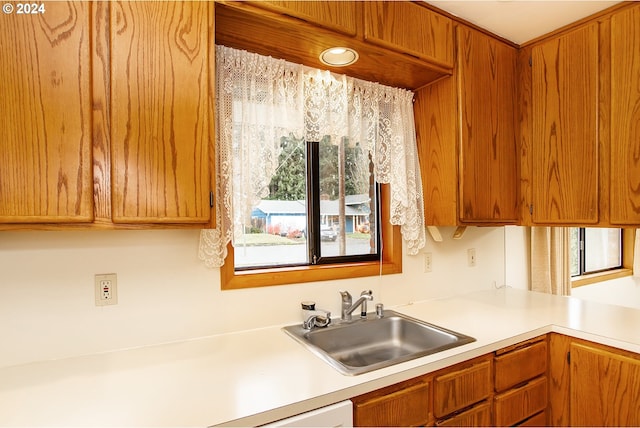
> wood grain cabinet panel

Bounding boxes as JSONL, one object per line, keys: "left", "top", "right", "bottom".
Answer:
{"left": 571, "top": 342, "right": 640, "bottom": 426}
{"left": 0, "top": 1, "right": 93, "bottom": 223}
{"left": 531, "top": 23, "right": 599, "bottom": 224}
{"left": 363, "top": 1, "right": 453, "bottom": 68}
{"left": 494, "top": 340, "right": 547, "bottom": 392}
{"left": 352, "top": 378, "right": 431, "bottom": 427}
{"left": 248, "top": 1, "right": 358, "bottom": 36}
{"left": 610, "top": 5, "right": 640, "bottom": 225}
{"left": 494, "top": 376, "right": 548, "bottom": 426}
{"left": 433, "top": 359, "right": 492, "bottom": 418}
{"left": 435, "top": 401, "right": 492, "bottom": 427}
{"left": 457, "top": 26, "right": 518, "bottom": 224}
{"left": 415, "top": 25, "right": 518, "bottom": 226}
{"left": 110, "top": 1, "right": 212, "bottom": 224}
{"left": 519, "top": 411, "right": 547, "bottom": 426}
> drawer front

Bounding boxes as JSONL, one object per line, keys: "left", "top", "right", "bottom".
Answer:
{"left": 434, "top": 359, "right": 492, "bottom": 418}
{"left": 495, "top": 340, "right": 547, "bottom": 392}
{"left": 494, "top": 376, "right": 548, "bottom": 426}
{"left": 435, "top": 401, "right": 492, "bottom": 427}
{"left": 353, "top": 380, "right": 430, "bottom": 427}
{"left": 518, "top": 410, "right": 547, "bottom": 427}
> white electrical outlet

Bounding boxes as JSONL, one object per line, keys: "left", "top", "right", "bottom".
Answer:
{"left": 95, "top": 273, "right": 118, "bottom": 306}
{"left": 424, "top": 252, "right": 433, "bottom": 273}
{"left": 467, "top": 248, "right": 476, "bottom": 267}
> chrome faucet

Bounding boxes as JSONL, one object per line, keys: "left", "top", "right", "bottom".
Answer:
{"left": 339, "top": 290, "right": 373, "bottom": 321}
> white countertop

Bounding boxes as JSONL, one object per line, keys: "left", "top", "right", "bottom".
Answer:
{"left": 2, "top": 288, "right": 640, "bottom": 427}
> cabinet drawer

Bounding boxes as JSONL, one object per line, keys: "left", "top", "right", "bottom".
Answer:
{"left": 433, "top": 359, "right": 492, "bottom": 418}
{"left": 435, "top": 401, "right": 492, "bottom": 427}
{"left": 353, "top": 380, "right": 430, "bottom": 427}
{"left": 494, "top": 376, "right": 548, "bottom": 426}
{"left": 495, "top": 340, "right": 547, "bottom": 392}
{"left": 518, "top": 410, "right": 547, "bottom": 427}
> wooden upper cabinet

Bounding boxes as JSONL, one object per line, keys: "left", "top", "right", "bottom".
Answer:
{"left": 416, "top": 25, "right": 518, "bottom": 226}
{"left": 248, "top": 1, "right": 359, "bottom": 36}
{"left": 531, "top": 23, "right": 599, "bottom": 224}
{"left": 110, "top": 1, "right": 212, "bottom": 224}
{"left": 0, "top": 1, "right": 93, "bottom": 223}
{"left": 363, "top": 2, "right": 453, "bottom": 68}
{"left": 610, "top": 5, "right": 640, "bottom": 225}
{"left": 457, "top": 26, "right": 518, "bottom": 224}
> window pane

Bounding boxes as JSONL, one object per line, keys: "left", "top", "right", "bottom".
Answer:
{"left": 584, "top": 228, "right": 622, "bottom": 273}
{"left": 234, "top": 136, "right": 308, "bottom": 269}
{"left": 319, "top": 137, "right": 378, "bottom": 257}
{"left": 569, "top": 227, "right": 580, "bottom": 277}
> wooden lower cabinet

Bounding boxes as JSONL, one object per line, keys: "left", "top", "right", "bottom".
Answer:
{"left": 352, "top": 376, "right": 431, "bottom": 427}
{"left": 494, "top": 336, "right": 548, "bottom": 426}
{"left": 549, "top": 333, "right": 640, "bottom": 427}
{"left": 351, "top": 338, "right": 550, "bottom": 427}
{"left": 570, "top": 342, "right": 640, "bottom": 426}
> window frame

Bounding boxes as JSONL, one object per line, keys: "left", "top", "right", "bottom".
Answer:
{"left": 221, "top": 184, "right": 402, "bottom": 289}
{"left": 571, "top": 228, "right": 635, "bottom": 288}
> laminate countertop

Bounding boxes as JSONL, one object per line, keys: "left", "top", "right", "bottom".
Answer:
{"left": 2, "top": 288, "right": 640, "bottom": 427}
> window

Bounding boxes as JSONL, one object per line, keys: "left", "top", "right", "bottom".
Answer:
{"left": 234, "top": 135, "right": 380, "bottom": 270}
{"left": 570, "top": 227, "right": 635, "bottom": 287}
{"left": 199, "top": 46, "right": 426, "bottom": 288}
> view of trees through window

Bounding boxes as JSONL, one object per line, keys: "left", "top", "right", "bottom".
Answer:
{"left": 234, "top": 136, "right": 378, "bottom": 269}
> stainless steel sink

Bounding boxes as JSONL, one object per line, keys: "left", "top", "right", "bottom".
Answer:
{"left": 283, "top": 310, "right": 475, "bottom": 375}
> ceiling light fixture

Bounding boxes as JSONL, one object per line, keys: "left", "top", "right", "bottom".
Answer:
{"left": 319, "top": 47, "right": 359, "bottom": 67}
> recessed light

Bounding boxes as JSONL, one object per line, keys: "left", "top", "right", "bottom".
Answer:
{"left": 319, "top": 47, "right": 359, "bottom": 67}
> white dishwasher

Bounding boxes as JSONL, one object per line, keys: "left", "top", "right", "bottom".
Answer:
{"left": 261, "top": 400, "right": 353, "bottom": 427}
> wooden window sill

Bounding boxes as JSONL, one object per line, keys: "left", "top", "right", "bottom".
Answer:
{"left": 571, "top": 268, "right": 633, "bottom": 288}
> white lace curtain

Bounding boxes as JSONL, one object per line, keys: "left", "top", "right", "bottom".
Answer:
{"left": 199, "top": 45, "right": 425, "bottom": 268}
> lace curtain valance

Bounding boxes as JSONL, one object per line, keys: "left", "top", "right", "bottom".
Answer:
{"left": 199, "top": 45, "right": 425, "bottom": 268}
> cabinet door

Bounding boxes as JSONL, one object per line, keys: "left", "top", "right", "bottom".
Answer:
{"left": 531, "top": 24, "right": 599, "bottom": 224}
{"left": 110, "top": 1, "right": 211, "bottom": 223}
{"left": 457, "top": 26, "right": 518, "bottom": 224}
{"left": 0, "top": 1, "right": 93, "bottom": 223}
{"left": 352, "top": 379, "right": 431, "bottom": 427}
{"left": 248, "top": 1, "right": 358, "bottom": 36}
{"left": 610, "top": 6, "right": 640, "bottom": 225}
{"left": 571, "top": 342, "right": 640, "bottom": 426}
{"left": 363, "top": 2, "right": 453, "bottom": 67}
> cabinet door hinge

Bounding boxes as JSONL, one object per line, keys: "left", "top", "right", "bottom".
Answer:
{"left": 529, "top": 56, "right": 532, "bottom": 67}
{"left": 529, "top": 204, "right": 534, "bottom": 215}
{"left": 567, "top": 351, "right": 571, "bottom": 365}
{"left": 209, "top": 191, "right": 214, "bottom": 208}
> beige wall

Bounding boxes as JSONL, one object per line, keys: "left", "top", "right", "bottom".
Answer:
{"left": 0, "top": 226, "right": 513, "bottom": 368}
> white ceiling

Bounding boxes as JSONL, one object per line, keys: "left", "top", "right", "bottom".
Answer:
{"left": 425, "top": 1, "right": 621, "bottom": 44}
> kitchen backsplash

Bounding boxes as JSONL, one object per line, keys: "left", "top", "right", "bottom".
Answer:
{"left": 0, "top": 226, "right": 526, "bottom": 368}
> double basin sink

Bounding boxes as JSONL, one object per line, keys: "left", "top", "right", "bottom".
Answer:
{"left": 283, "top": 310, "right": 475, "bottom": 375}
